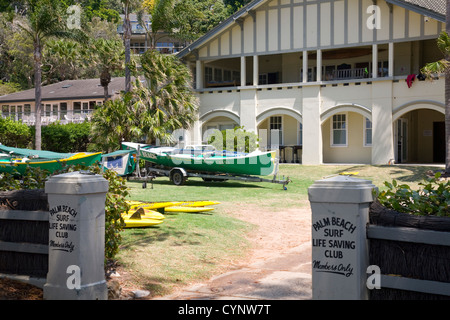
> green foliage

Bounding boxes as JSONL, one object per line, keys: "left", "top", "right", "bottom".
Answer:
{"left": 375, "top": 172, "right": 450, "bottom": 217}
{"left": 41, "top": 121, "right": 92, "bottom": 153}
{"left": 0, "top": 117, "right": 32, "bottom": 148}
{"left": 207, "top": 126, "right": 259, "bottom": 153}
{"left": 0, "top": 163, "right": 129, "bottom": 260}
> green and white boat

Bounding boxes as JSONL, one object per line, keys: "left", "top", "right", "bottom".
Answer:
{"left": 139, "top": 146, "right": 277, "bottom": 176}
{"left": 0, "top": 145, "right": 102, "bottom": 175}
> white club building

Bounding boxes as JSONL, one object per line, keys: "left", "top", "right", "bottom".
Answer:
{"left": 177, "top": 0, "right": 446, "bottom": 165}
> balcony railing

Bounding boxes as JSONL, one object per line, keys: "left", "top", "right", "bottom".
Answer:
{"left": 1, "top": 110, "right": 94, "bottom": 126}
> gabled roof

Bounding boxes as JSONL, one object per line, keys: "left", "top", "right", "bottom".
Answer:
{"left": 177, "top": 0, "right": 266, "bottom": 59}
{"left": 385, "top": 0, "right": 445, "bottom": 22}
{"left": 177, "top": 0, "right": 446, "bottom": 60}
{"left": 0, "top": 78, "right": 126, "bottom": 104}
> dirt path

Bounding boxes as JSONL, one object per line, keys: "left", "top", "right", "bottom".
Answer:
{"left": 150, "top": 201, "right": 313, "bottom": 300}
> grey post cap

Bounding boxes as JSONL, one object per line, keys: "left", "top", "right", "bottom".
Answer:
{"left": 45, "top": 171, "right": 109, "bottom": 195}
{"left": 308, "top": 175, "right": 376, "bottom": 204}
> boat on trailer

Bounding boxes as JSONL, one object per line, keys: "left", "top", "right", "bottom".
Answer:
{"left": 125, "top": 143, "right": 291, "bottom": 189}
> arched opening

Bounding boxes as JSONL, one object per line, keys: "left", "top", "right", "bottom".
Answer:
{"left": 392, "top": 106, "right": 445, "bottom": 164}
{"left": 321, "top": 107, "right": 372, "bottom": 164}
{"left": 257, "top": 108, "right": 303, "bottom": 163}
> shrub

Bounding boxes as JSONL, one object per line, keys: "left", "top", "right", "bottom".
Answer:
{"left": 0, "top": 117, "right": 32, "bottom": 148}
{"left": 41, "top": 121, "right": 92, "bottom": 153}
{"left": 375, "top": 172, "right": 450, "bottom": 217}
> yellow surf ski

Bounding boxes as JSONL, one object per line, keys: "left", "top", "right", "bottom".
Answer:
{"left": 164, "top": 206, "right": 215, "bottom": 213}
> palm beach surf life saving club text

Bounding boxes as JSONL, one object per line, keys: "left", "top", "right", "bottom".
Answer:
{"left": 312, "top": 216, "right": 357, "bottom": 277}
{"left": 49, "top": 205, "right": 78, "bottom": 253}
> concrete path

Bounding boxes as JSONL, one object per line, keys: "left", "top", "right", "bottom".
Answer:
{"left": 154, "top": 241, "right": 312, "bottom": 300}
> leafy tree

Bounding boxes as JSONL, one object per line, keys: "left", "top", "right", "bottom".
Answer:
{"left": 14, "top": 0, "right": 87, "bottom": 150}
{"left": 132, "top": 49, "right": 198, "bottom": 144}
{"left": 87, "top": 38, "right": 125, "bottom": 101}
{"left": 139, "top": 0, "right": 228, "bottom": 44}
{"left": 42, "top": 39, "right": 85, "bottom": 84}
{"left": 421, "top": 0, "right": 450, "bottom": 174}
{"left": 90, "top": 92, "right": 142, "bottom": 152}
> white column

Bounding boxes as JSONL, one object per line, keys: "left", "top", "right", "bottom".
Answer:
{"left": 303, "top": 51, "right": 308, "bottom": 83}
{"left": 301, "top": 86, "right": 322, "bottom": 164}
{"left": 372, "top": 44, "right": 378, "bottom": 79}
{"left": 316, "top": 49, "right": 322, "bottom": 82}
{"left": 240, "top": 56, "right": 246, "bottom": 86}
{"left": 388, "top": 42, "right": 394, "bottom": 77}
{"left": 196, "top": 60, "right": 203, "bottom": 90}
{"left": 253, "top": 55, "right": 259, "bottom": 86}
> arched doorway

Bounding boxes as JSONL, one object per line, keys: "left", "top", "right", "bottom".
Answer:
{"left": 256, "top": 107, "right": 303, "bottom": 163}
{"left": 392, "top": 102, "right": 445, "bottom": 164}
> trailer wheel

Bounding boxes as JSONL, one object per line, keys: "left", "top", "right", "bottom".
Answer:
{"left": 171, "top": 169, "right": 186, "bottom": 186}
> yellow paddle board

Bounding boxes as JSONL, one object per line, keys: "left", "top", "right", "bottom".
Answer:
{"left": 164, "top": 206, "right": 215, "bottom": 213}
{"left": 122, "top": 207, "right": 165, "bottom": 220}
{"left": 123, "top": 218, "right": 163, "bottom": 228}
{"left": 126, "top": 200, "right": 179, "bottom": 210}
{"left": 174, "top": 201, "right": 220, "bottom": 207}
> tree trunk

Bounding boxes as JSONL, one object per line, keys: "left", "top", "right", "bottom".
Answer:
{"left": 34, "top": 40, "right": 42, "bottom": 151}
{"left": 123, "top": 4, "right": 132, "bottom": 93}
{"left": 446, "top": 0, "right": 450, "bottom": 173}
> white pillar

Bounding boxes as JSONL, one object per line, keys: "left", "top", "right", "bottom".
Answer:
{"left": 44, "top": 172, "right": 109, "bottom": 300}
{"left": 303, "top": 51, "right": 308, "bottom": 83}
{"left": 240, "top": 56, "right": 246, "bottom": 87}
{"left": 388, "top": 42, "right": 394, "bottom": 77}
{"left": 309, "top": 175, "right": 376, "bottom": 300}
{"left": 253, "top": 55, "right": 259, "bottom": 86}
{"left": 372, "top": 44, "right": 378, "bottom": 79}
{"left": 316, "top": 49, "right": 322, "bottom": 82}
{"left": 301, "top": 86, "right": 322, "bottom": 164}
{"left": 196, "top": 60, "right": 203, "bottom": 90}
{"left": 371, "top": 81, "right": 395, "bottom": 165}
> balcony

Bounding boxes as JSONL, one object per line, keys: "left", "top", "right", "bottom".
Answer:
{"left": 1, "top": 109, "right": 94, "bottom": 126}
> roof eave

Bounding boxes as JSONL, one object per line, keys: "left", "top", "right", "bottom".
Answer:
{"left": 177, "top": 0, "right": 266, "bottom": 60}
{"left": 384, "top": 0, "right": 445, "bottom": 23}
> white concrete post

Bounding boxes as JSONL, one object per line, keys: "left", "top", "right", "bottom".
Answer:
{"left": 240, "top": 56, "right": 246, "bottom": 87}
{"left": 44, "top": 171, "right": 109, "bottom": 300}
{"left": 308, "top": 175, "right": 376, "bottom": 300}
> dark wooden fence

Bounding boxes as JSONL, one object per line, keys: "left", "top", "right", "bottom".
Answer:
{"left": 0, "top": 190, "right": 49, "bottom": 287}
{"left": 368, "top": 202, "right": 450, "bottom": 299}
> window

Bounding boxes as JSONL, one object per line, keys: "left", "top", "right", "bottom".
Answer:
{"left": 364, "top": 118, "right": 372, "bottom": 146}
{"left": 270, "top": 116, "right": 282, "bottom": 146}
{"left": 331, "top": 114, "right": 347, "bottom": 146}
{"left": 214, "top": 68, "right": 222, "bottom": 82}
{"left": 204, "top": 67, "right": 213, "bottom": 84}
{"left": 1, "top": 105, "right": 9, "bottom": 118}
{"left": 298, "top": 122, "right": 303, "bottom": 146}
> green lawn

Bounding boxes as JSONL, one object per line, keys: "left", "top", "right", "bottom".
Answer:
{"left": 116, "top": 164, "right": 443, "bottom": 296}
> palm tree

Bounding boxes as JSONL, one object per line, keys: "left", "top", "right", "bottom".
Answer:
{"left": 88, "top": 38, "right": 125, "bottom": 102}
{"left": 133, "top": 49, "right": 198, "bottom": 144}
{"left": 421, "top": 0, "right": 450, "bottom": 174}
{"left": 15, "top": 0, "right": 86, "bottom": 150}
{"left": 121, "top": 0, "right": 142, "bottom": 93}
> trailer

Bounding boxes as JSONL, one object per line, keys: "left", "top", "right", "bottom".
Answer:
{"left": 133, "top": 163, "right": 291, "bottom": 190}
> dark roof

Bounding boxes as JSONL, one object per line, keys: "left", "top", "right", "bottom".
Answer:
{"left": 384, "top": 0, "right": 445, "bottom": 22}
{"left": 177, "top": 0, "right": 446, "bottom": 60}
{"left": 0, "top": 78, "right": 126, "bottom": 104}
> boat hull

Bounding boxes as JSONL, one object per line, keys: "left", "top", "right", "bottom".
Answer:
{"left": 0, "top": 152, "right": 102, "bottom": 175}
{"left": 140, "top": 149, "right": 276, "bottom": 176}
